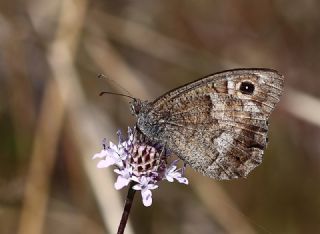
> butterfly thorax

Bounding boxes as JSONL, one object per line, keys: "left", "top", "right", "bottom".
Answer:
{"left": 130, "top": 99, "right": 167, "bottom": 142}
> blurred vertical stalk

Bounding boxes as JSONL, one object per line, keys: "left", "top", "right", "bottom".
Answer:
{"left": 1, "top": 16, "right": 36, "bottom": 160}
{"left": 117, "top": 182, "right": 136, "bottom": 234}
{"left": 283, "top": 88, "right": 320, "bottom": 127}
{"left": 18, "top": 0, "right": 89, "bottom": 234}
{"left": 17, "top": 80, "right": 65, "bottom": 234}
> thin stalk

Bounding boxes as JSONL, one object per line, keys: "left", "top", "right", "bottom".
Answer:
{"left": 117, "top": 182, "right": 136, "bottom": 234}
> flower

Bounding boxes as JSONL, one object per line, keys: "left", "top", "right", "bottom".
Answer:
{"left": 132, "top": 176, "right": 158, "bottom": 206}
{"left": 165, "top": 161, "right": 189, "bottom": 184}
{"left": 92, "top": 127, "right": 188, "bottom": 207}
{"left": 114, "top": 166, "right": 133, "bottom": 190}
{"left": 93, "top": 148, "right": 123, "bottom": 168}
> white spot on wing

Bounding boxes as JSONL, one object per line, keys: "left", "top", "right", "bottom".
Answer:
{"left": 209, "top": 93, "right": 225, "bottom": 119}
{"left": 244, "top": 101, "right": 260, "bottom": 112}
{"left": 214, "top": 132, "right": 234, "bottom": 155}
{"left": 227, "top": 81, "right": 235, "bottom": 94}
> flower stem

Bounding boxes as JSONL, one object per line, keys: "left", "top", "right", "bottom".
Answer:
{"left": 117, "top": 181, "right": 136, "bottom": 234}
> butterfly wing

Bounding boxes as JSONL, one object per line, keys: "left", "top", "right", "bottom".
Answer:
{"left": 138, "top": 69, "right": 284, "bottom": 180}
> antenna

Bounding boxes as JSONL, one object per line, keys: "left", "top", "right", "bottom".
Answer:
{"left": 97, "top": 73, "right": 134, "bottom": 97}
{"left": 99, "top": 91, "right": 135, "bottom": 100}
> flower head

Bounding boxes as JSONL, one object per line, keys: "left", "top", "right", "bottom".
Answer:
{"left": 92, "top": 127, "right": 188, "bottom": 206}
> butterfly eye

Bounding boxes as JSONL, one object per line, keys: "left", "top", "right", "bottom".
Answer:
{"left": 239, "top": 81, "right": 255, "bottom": 95}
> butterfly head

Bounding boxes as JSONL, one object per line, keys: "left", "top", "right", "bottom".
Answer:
{"left": 130, "top": 98, "right": 149, "bottom": 117}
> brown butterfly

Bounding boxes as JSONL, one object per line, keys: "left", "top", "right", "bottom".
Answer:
{"left": 130, "top": 68, "right": 284, "bottom": 180}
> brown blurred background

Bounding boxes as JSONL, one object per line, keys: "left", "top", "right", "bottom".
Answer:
{"left": 1, "top": 0, "right": 320, "bottom": 234}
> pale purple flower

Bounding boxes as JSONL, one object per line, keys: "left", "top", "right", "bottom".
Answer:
{"left": 93, "top": 147, "right": 124, "bottom": 168}
{"left": 165, "top": 162, "right": 189, "bottom": 185}
{"left": 114, "top": 166, "right": 133, "bottom": 190}
{"left": 92, "top": 127, "right": 188, "bottom": 207}
{"left": 132, "top": 176, "right": 158, "bottom": 207}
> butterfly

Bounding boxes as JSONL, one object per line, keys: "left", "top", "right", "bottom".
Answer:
{"left": 130, "top": 68, "right": 284, "bottom": 180}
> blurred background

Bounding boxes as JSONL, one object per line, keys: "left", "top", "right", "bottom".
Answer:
{"left": 1, "top": 0, "right": 320, "bottom": 233}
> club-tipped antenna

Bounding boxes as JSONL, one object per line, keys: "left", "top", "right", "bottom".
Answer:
{"left": 99, "top": 91, "right": 135, "bottom": 100}
{"left": 97, "top": 73, "right": 133, "bottom": 97}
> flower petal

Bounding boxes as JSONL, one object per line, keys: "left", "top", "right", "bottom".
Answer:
{"left": 114, "top": 168, "right": 121, "bottom": 174}
{"left": 92, "top": 150, "right": 108, "bottom": 159}
{"left": 141, "top": 189, "right": 153, "bottom": 207}
{"left": 132, "top": 184, "right": 142, "bottom": 190}
{"left": 97, "top": 158, "right": 115, "bottom": 168}
{"left": 165, "top": 175, "right": 174, "bottom": 182}
{"left": 131, "top": 176, "right": 139, "bottom": 183}
{"left": 147, "top": 184, "right": 158, "bottom": 190}
{"left": 168, "top": 165, "right": 177, "bottom": 173}
{"left": 114, "top": 176, "right": 130, "bottom": 190}
{"left": 176, "top": 177, "right": 189, "bottom": 184}
{"left": 139, "top": 176, "right": 150, "bottom": 186}
{"left": 109, "top": 142, "right": 118, "bottom": 151}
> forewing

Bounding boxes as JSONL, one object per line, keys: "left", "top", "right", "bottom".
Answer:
{"left": 148, "top": 69, "right": 284, "bottom": 180}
